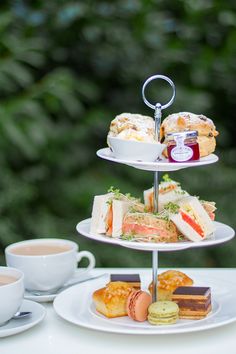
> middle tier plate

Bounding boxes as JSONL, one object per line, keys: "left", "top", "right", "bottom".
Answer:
{"left": 76, "top": 219, "right": 235, "bottom": 252}
{"left": 97, "top": 148, "right": 219, "bottom": 172}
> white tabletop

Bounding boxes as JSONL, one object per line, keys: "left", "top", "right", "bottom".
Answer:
{"left": 1, "top": 268, "right": 236, "bottom": 354}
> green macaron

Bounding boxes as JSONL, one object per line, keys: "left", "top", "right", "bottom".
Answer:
{"left": 148, "top": 301, "right": 179, "bottom": 325}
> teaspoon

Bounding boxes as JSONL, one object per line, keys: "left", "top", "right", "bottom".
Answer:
{"left": 29, "top": 273, "right": 108, "bottom": 296}
{"left": 13, "top": 311, "right": 32, "bottom": 319}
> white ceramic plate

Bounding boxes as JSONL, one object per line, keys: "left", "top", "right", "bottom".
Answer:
{"left": 0, "top": 299, "right": 46, "bottom": 338}
{"left": 97, "top": 148, "right": 219, "bottom": 172}
{"left": 53, "top": 272, "right": 236, "bottom": 334}
{"left": 76, "top": 219, "right": 235, "bottom": 252}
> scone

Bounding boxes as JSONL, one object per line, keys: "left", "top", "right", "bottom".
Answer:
{"left": 108, "top": 113, "right": 155, "bottom": 142}
{"left": 92, "top": 281, "right": 133, "bottom": 318}
{"left": 148, "top": 270, "right": 194, "bottom": 300}
{"left": 160, "top": 112, "right": 219, "bottom": 157}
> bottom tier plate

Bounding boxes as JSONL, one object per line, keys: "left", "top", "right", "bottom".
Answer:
{"left": 53, "top": 271, "right": 236, "bottom": 335}
{"left": 76, "top": 219, "right": 235, "bottom": 252}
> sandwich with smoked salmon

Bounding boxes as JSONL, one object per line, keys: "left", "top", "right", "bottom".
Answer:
{"left": 122, "top": 212, "right": 178, "bottom": 243}
{"left": 90, "top": 187, "right": 145, "bottom": 238}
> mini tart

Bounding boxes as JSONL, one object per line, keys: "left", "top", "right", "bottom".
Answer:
{"left": 148, "top": 270, "right": 194, "bottom": 300}
{"left": 93, "top": 281, "right": 133, "bottom": 318}
{"left": 160, "top": 112, "right": 219, "bottom": 158}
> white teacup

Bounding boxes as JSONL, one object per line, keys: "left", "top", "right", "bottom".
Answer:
{"left": 5, "top": 238, "right": 95, "bottom": 292}
{"left": 0, "top": 266, "right": 24, "bottom": 325}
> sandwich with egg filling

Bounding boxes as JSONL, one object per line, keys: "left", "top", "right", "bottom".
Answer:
{"left": 170, "top": 196, "right": 215, "bottom": 242}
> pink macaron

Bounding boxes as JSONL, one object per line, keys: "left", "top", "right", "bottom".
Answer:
{"left": 126, "top": 290, "right": 152, "bottom": 322}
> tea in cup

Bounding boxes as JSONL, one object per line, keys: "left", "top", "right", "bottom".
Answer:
{"left": 5, "top": 238, "right": 95, "bottom": 292}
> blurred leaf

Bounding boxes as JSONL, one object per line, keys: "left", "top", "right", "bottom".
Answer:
{"left": 0, "top": 1, "right": 236, "bottom": 268}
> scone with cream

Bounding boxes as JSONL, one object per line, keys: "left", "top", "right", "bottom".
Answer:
{"left": 108, "top": 113, "right": 155, "bottom": 142}
{"left": 160, "top": 112, "right": 219, "bottom": 157}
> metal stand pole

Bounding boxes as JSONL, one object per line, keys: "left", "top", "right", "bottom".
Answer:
{"left": 152, "top": 171, "right": 159, "bottom": 302}
{"left": 153, "top": 171, "right": 159, "bottom": 212}
{"left": 141, "top": 75, "right": 176, "bottom": 303}
{"left": 152, "top": 250, "right": 158, "bottom": 302}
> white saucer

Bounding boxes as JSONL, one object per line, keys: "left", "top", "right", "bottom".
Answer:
{"left": 97, "top": 147, "right": 219, "bottom": 172}
{"left": 0, "top": 299, "right": 46, "bottom": 338}
{"left": 24, "top": 290, "right": 56, "bottom": 303}
{"left": 24, "top": 270, "right": 94, "bottom": 302}
{"left": 53, "top": 271, "right": 236, "bottom": 335}
{"left": 76, "top": 219, "right": 235, "bottom": 252}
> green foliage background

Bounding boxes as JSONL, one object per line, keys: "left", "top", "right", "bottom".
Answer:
{"left": 0, "top": 0, "right": 236, "bottom": 268}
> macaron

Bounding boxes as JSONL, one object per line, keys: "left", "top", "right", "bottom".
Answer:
{"left": 148, "top": 301, "right": 179, "bottom": 325}
{"left": 126, "top": 290, "right": 152, "bottom": 322}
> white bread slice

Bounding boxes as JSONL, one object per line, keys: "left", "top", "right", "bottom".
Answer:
{"left": 112, "top": 200, "right": 131, "bottom": 238}
{"left": 159, "top": 190, "right": 189, "bottom": 211}
{"left": 170, "top": 213, "right": 204, "bottom": 242}
{"left": 177, "top": 196, "right": 215, "bottom": 237}
{"left": 90, "top": 193, "right": 114, "bottom": 234}
{"left": 143, "top": 187, "right": 153, "bottom": 211}
{"left": 143, "top": 185, "right": 189, "bottom": 212}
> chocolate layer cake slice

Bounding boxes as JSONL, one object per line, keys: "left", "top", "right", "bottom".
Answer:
{"left": 110, "top": 274, "right": 141, "bottom": 289}
{"left": 172, "top": 286, "right": 211, "bottom": 320}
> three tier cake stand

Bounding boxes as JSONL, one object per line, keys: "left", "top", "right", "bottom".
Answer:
{"left": 75, "top": 75, "right": 235, "bottom": 333}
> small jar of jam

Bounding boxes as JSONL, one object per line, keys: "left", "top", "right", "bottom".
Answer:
{"left": 166, "top": 131, "right": 200, "bottom": 163}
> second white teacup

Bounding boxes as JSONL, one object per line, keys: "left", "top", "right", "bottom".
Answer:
{"left": 0, "top": 266, "right": 24, "bottom": 325}
{"left": 5, "top": 238, "right": 95, "bottom": 292}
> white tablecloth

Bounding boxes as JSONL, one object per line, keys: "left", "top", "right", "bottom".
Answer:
{"left": 1, "top": 268, "right": 236, "bottom": 354}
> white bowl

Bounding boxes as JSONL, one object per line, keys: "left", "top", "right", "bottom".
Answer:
{"left": 107, "top": 136, "right": 165, "bottom": 162}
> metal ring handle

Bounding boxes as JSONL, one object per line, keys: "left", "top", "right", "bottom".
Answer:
{"left": 142, "top": 74, "right": 176, "bottom": 110}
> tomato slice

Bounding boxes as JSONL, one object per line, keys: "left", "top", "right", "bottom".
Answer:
{"left": 180, "top": 211, "right": 204, "bottom": 237}
{"left": 208, "top": 212, "right": 215, "bottom": 221}
{"left": 106, "top": 205, "right": 113, "bottom": 236}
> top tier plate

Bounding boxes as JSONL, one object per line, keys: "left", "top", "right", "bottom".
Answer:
{"left": 97, "top": 148, "right": 219, "bottom": 172}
